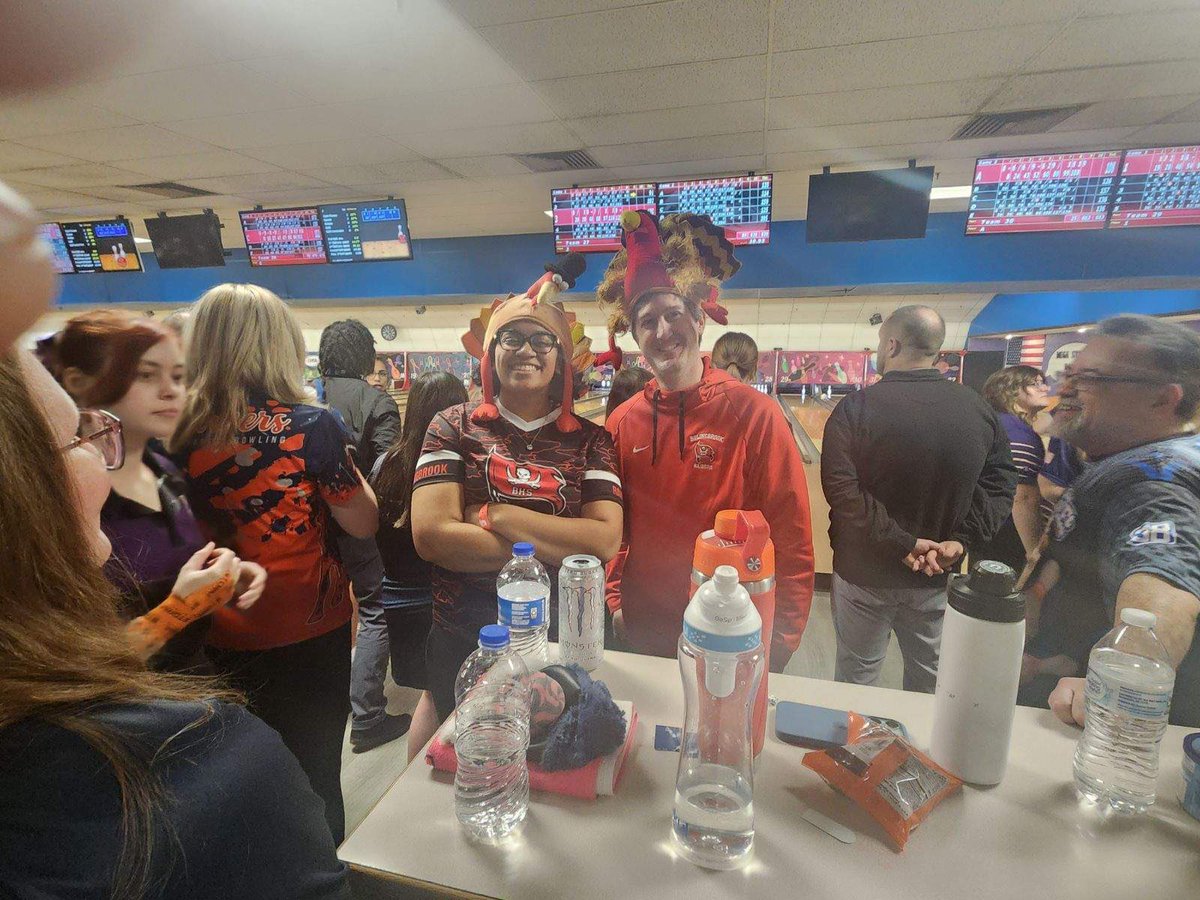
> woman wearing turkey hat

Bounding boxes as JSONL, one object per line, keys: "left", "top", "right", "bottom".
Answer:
{"left": 409, "top": 255, "right": 624, "bottom": 746}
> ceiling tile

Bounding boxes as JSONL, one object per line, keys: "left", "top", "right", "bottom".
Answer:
{"left": 769, "top": 79, "right": 1002, "bottom": 129}
{"left": 537, "top": 56, "right": 768, "bottom": 118}
{"left": 114, "top": 150, "right": 281, "bottom": 180}
{"left": 7, "top": 164, "right": 146, "bottom": 189}
{"left": 250, "top": 187, "right": 361, "bottom": 205}
{"left": 364, "top": 83, "right": 558, "bottom": 136}
{"left": 0, "top": 142, "right": 83, "bottom": 172}
{"left": 0, "top": 95, "right": 141, "bottom": 140}
{"left": 1123, "top": 123, "right": 1200, "bottom": 146}
{"left": 299, "top": 165, "right": 392, "bottom": 187}
{"left": 589, "top": 132, "right": 764, "bottom": 168}
{"left": 480, "top": 0, "right": 769, "bottom": 81}
{"left": 16, "top": 126, "right": 203, "bottom": 163}
{"left": 765, "top": 143, "right": 947, "bottom": 172}
{"left": 766, "top": 117, "right": 970, "bottom": 153}
{"left": 985, "top": 61, "right": 1200, "bottom": 109}
{"left": 1027, "top": 10, "right": 1200, "bottom": 70}
{"left": 185, "top": 171, "right": 334, "bottom": 196}
{"left": 771, "top": 25, "right": 1063, "bottom": 96}
{"left": 946, "top": 127, "right": 1138, "bottom": 158}
{"left": 1081, "top": 0, "right": 1200, "bottom": 16}
{"left": 243, "top": 137, "right": 419, "bottom": 170}
{"left": 1161, "top": 99, "right": 1200, "bottom": 123}
{"left": 448, "top": 0, "right": 652, "bottom": 27}
{"left": 771, "top": 0, "right": 1080, "bottom": 51}
{"left": 400, "top": 123, "right": 579, "bottom": 158}
{"left": 162, "top": 105, "right": 381, "bottom": 149}
{"left": 67, "top": 62, "right": 311, "bottom": 123}
{"left": 602, "top": 155, "right": 770, "bottom": 185}
{"left": 1051, "top": 95, "right": 1200, "bottom": 131}
{"left": 568, "top": 101, "right": 765, "bottom": 145}
{"left": 20, "top": 189, "right": 111, "bottom": 212}
{"left": 437, "top": 156, "right": 535, "bottom": 178}
{"left": 373, "top": 160, "right": 462, "bottom": 182}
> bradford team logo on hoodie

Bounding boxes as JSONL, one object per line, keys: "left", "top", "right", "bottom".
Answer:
{"left": 486, "top": 447, "right": 568, "bottom": 514}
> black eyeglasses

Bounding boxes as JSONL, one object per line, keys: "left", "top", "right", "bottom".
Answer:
{"left": 1061, "top": 368, "right": 1172, "bottom": 389}
{"left": 496, "top": 330, "right": 558, "bottom": 354}
{"left": 62, "top": 408, "right": 125, "bottom": 470}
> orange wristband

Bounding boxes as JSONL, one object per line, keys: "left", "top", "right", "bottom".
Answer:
{"left": 478, "top": 503, "right": 492, "bottom": 532}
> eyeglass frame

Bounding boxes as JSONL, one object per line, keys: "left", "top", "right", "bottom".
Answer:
{"left": 494, "top": 329, "right": 559, "bottom": 355}
{"left": 1060, "top": 367, "right": 1175, "bottom": 389}
{"left": 62, "top": 408, "right": 125, "bottom": 471}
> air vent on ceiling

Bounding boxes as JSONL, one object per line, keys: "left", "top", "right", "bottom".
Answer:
{"left": 952, "top": 105, "right": 1089, "bottom": 140}
{"left": 120, "top": 181, "right": 218, "bottom": 199}
{"left": 510, "top": 150, "right": 600, "bottom": 173}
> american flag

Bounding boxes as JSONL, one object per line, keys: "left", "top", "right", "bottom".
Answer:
{"left": 1006, "top": 334, "right": 1046, "bottom": 369}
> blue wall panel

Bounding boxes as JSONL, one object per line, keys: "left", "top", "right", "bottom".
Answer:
{"left": 969, "top": 289, "right": 1200, "bottom": 336}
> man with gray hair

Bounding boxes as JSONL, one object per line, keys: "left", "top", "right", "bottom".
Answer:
{"left": 1022, "top": 315, "right": 1200, "bottom": 728}
{"left": 821, "top": 305, "right": 1017, "bottom": 691}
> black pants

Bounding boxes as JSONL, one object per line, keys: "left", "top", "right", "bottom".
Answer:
{"left": 208, "top": 623, "right": 352, "bottom": 844}
{"left": 426, "top": 625, "right": 478, "bottom": 722}
{"left": 383, "top": 604, "right": 433, "bottom": 690}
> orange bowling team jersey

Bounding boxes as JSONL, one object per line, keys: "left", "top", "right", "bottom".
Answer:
{"left": 183, "top": 398, "right": 362, "bottom": 651}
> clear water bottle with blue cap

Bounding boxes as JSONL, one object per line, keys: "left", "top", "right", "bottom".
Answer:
{"left": 497, "top": 542, "right": 551, "bottom": 669}
{"left": 672, "top": 565, "right": 765, "bottom": 869}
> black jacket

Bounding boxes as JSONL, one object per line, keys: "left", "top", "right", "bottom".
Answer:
{"left": 321, "top": 376, "right": 401, "bottom": 474}
{"left": 820, "top": 369, "right": 1017, "bottom": 588}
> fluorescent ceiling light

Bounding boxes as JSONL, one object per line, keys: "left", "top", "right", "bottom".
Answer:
{"left": 930, "top": 185, "right": 972, "bottom": 200}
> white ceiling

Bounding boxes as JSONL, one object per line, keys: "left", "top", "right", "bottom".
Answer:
{"left": 1, "top": 0, "right": 1198, "bottom": 246}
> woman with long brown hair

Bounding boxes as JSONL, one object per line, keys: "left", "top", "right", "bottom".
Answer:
{"left": 0, "top": 351, "right": 349, "bottom": 898}
{"left": 371, "top": 370, "right": 468, "bottom": 759}
{"left": 170, "top": 283, "right": 378, "bottom": 844}
{"left": 978, "top": 364, "right": 1051, "bottom": 572}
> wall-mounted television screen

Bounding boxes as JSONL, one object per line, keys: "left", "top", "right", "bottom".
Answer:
{"left": 1110, "top": 145, "right": 1200, "bottom": 229}
{"left": 806, "top": 166, "right": 934, "bottom": 242}
{"left": 657, "top": 174, "right": 773, "bottom": 245}
{"left": 965, "top": 151, "right": 1121, "bottom": 234}
{"left": 239, "top": 207, "right": 328, "bottom": 267}
{"left": 39, "top": 223, "right": 76, "bottom": 274}
{"left": 60, "top": 218, "right": 143, "bottom": 272}
{"left": 551, "top": 183, "right": 656, "bottom": 253}
{"left": 320, "top": 198, "right": 412, "bottom": 262}
{"left": 144, "top": 212, "right": 226, "bottom": 269}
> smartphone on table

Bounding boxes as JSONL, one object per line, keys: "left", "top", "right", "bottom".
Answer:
{"left": 774, "top": 701, "right": 908, "bottom": 749}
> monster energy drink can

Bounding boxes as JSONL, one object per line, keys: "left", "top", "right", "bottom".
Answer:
{"left": 558, "top": 554, "right": 605, "bottom": 671}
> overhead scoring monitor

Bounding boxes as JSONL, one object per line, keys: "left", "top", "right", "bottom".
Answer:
{"left": 239, "top": 207, "right": 328, "bottom": 267}
{"left": 319, "top": 199, "right": 413, "bottom": 263}
{"left": 965, "top": 151, "right": 1122, "bottom": 234}
{"left": 806, "top": 166, "right": 935, "bottom": 243}
{"left": 657, "top": 174, "right": 773, "bottom": 245}
{"left": 39, "top": 223, "right": 76, "bottom": 274}
{"left": 60, "top": 218, "right": 143, "bottom": 272}
{"left": 1110, "top": 145, "right": 1200, "bottom": 229}
{"left": 551, "top": 183, "right": 657, "bottom": 253}
{"left": 144, "top": 212, "right": 226, "bottom": 269}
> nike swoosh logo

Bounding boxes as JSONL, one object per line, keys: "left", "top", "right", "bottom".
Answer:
{"left": 633, "top": 445, "right": 650, "bottom": 454}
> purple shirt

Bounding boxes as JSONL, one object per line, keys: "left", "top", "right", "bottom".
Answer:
{"left": 1000, "top": 413, "right": 1044, "bottom": 486}
{"left": 101, "top": 448, "right": 211, "bottom": 671}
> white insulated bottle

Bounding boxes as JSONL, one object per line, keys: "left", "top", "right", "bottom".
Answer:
{"left": 930, "top": 560, "right": 1026, "bottom": 785}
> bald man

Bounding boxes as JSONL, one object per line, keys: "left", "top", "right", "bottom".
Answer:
{"left": 820, "top": 305, "right": 1017, "bottom": 691}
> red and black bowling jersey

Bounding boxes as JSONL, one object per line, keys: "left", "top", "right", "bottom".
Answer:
{"left": 414, "top": 400, "right": 622, "bottom": 640}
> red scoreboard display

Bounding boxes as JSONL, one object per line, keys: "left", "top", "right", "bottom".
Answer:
{"left": 657, "top": 174, "right": 773, "bottom": 245}
{"left": 965, "top": 151, "right": 1122, "bottom": 234}
{"left": 1110, "top": 145, "right": 1200, "bottom": 229}
{"left": 551, "top": 183, "right": 656, "bottom": 253}
{"left": 239, "top": 207, "right": 327, "bottom": 266}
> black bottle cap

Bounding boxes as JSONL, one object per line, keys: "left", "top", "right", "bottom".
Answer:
{"left": 948, "top": 560, "right": 1025, "bottom": 623}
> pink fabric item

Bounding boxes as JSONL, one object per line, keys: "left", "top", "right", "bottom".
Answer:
{"left": 426, "top": 706, "right": 638, "bottom": 801}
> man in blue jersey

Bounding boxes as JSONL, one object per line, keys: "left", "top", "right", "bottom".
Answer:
{"left": 1022, "top": 315, "right": 1200, "bottom": 728}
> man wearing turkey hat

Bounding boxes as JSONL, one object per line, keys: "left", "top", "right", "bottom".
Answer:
{"left": 410, "top": 255, "right": 623, "bottom": 732}
{"left": 600, "top": 212, "right": 815, "bottom": 671}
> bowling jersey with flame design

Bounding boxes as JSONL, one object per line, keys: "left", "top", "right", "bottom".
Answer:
{"left": 414, "top": 400, "right": 622, "bottom": 640}
{"left": 183, "top": 398, "right": 362, "bottom": 650}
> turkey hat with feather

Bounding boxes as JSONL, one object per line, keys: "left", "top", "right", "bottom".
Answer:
{"left": 462, "top": 253, "right": 591, "bottom": 433}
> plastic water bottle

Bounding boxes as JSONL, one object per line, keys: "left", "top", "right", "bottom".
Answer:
{"left": 672, "top": 566, "right": 765, "bottom": 870}
{"left": 497, "top": 542, "right": 550, "bottom": 669}
{"left": 1073, "top": 608, "right": 1175, "bottom": 813}
{"left": 453, "top": 625, "right": 531, "bottom": 841}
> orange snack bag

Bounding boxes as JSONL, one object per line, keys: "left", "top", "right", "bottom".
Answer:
{"left": 802, "top": 716, "right": 961, "bottom": 850}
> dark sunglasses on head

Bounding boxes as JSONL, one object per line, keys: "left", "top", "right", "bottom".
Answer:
{"left": 496, "top": 330, "right": 557, "bottom": 354}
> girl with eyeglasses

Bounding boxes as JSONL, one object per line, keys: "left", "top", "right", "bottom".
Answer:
{"left": 48, "top": 310, "right": 266, "bottom": 674}
{"left": 409, "top": 262, "right": 623, "bottom": 735}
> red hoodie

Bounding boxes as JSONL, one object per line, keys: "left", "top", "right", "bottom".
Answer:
{"left": 606, "top": 360, "right": 814, "bottom": 669}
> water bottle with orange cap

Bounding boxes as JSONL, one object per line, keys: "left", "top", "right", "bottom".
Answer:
{"left": 690, "top": 510, "right": 775, "bottom": 756}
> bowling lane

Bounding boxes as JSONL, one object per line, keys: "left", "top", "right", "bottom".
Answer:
{"left": 778, "top": 394, "right": 838, "bottom": 576}
{"left": 573, "top": 393, "right": 607, "bottom": 423}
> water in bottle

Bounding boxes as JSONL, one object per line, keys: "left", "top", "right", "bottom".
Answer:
{"left": 497, "top": 542, "right": 550, "bottom": 669}
{"left": 672, "top": 566, "right": 764, "bottom": 870}
{"left": 1073, "top": 608, "right": 1175, "bottom": 814}
{"left": 453, "top": 625, "right": 532, "bottom": 842}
